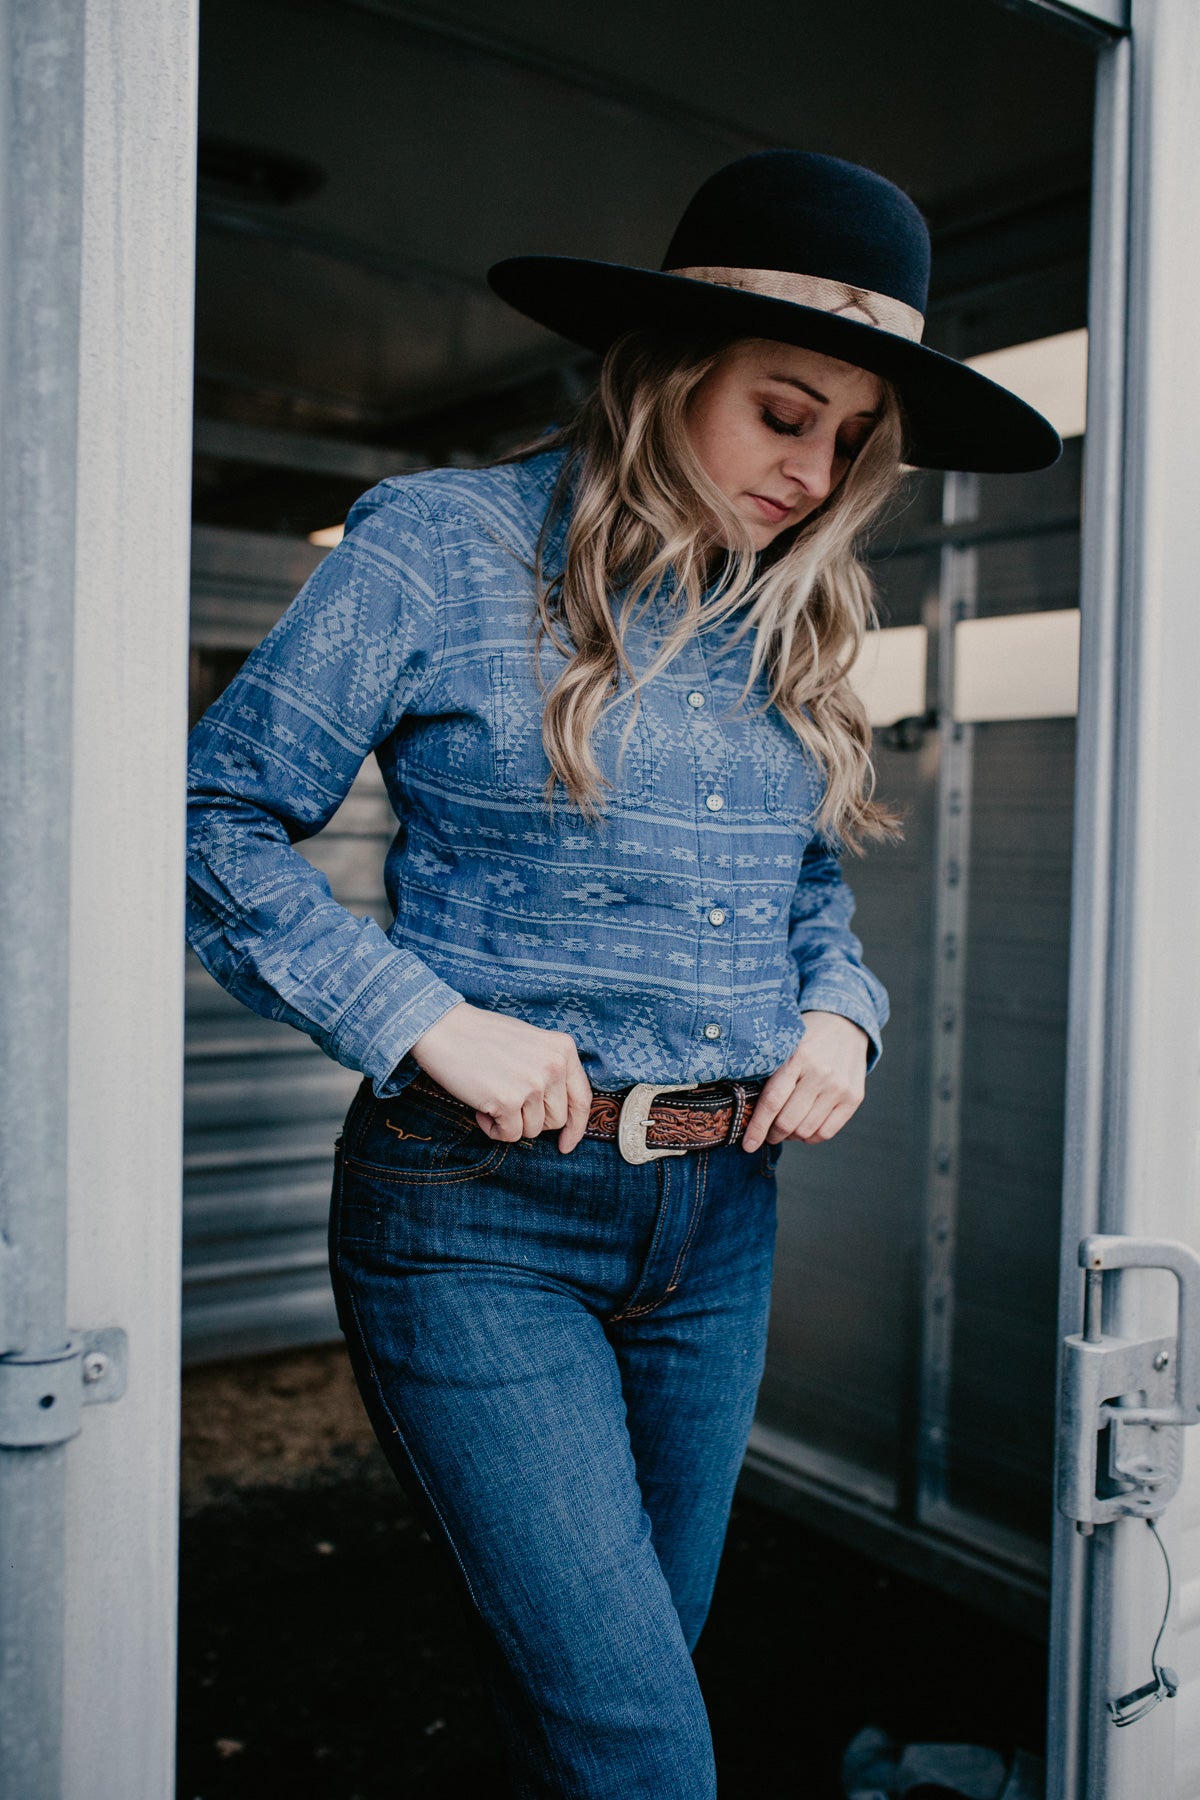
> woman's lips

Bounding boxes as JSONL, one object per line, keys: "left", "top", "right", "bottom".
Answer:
{"left": 749, "top": 493, "right": 792, "bottom": 524}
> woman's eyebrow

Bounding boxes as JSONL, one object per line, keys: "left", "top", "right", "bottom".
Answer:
{"left": 764, "top": 372, "right": 881, "bottom": 420}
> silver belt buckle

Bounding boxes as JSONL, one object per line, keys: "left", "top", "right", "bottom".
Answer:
{"left": 616, "top": 1082, "right": 694, "bottom": 1165}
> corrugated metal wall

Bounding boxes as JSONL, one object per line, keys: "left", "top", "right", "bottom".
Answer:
{"left": 748, "top": 439, "right": 1083, "bottom": 1622}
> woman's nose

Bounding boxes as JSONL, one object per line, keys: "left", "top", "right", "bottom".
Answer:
{"left": 781, "top": 437, "right": 838, "bottom": 505}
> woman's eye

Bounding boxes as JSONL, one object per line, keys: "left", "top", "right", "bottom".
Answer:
{"left": 760, "top": 406, "right": 804, "bottom": 437}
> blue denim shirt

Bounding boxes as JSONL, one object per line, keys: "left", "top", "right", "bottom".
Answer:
{"left": 185, "top": 447, "right": 889, "bottom": 1098}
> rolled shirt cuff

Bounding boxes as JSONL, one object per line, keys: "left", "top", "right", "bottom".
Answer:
{"left": 327, "top": 955, "right": 466, "bottom": 1098}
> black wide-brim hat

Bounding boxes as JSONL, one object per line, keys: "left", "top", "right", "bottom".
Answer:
{"left": 488, "top": 150, "right": 1062, "bottom": 475}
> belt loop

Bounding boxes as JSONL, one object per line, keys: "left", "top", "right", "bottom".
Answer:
{"left": 727, "top": 1082, "right": 752, "bottom": 1146}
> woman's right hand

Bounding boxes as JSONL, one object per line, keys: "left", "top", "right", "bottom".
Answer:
{"left": 408, "top": 1002, "right": 594, "bottom": 1153}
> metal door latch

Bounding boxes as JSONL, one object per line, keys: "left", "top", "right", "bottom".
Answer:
{"left": 0, "top": 1327, "right": 128, "bottom": 1448}
{"left": 1059, "top": 1235, "right": 1200, "bottom": 1527}
{"left": 876, "top": 708, "right": 939, "bottom": 752}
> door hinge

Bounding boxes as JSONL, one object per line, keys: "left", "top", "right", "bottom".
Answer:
{"left": 1059, "top": 1235, "right": 1200, "bottom": 1528}
{"left": 0, "top": 1327, "right": 128, "bottom": 1448}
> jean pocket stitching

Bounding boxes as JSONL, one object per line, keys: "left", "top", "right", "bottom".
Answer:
{"left": 340, "top": 1138, "right": 510, "bottom": 1186}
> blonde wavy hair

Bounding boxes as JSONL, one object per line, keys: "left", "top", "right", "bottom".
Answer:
{"left": 511, "top": 328, "right": 910, "bottom": 852}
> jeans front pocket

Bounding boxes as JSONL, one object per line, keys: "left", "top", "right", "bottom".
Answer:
{"left": 760, "top": 1137, "right": 786, "bottom": 1179}
{"left": 341, "top": 1079, "right": 511, "bottom": 1188}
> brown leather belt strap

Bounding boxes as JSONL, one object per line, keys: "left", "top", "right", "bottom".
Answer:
{"left": 586, "top": 1079, "right": 766, "bottom": 1151}
{"left": 408, "top": 1070, "right": 766, "bottom": 1154}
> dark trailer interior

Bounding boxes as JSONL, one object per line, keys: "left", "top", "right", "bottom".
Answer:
{"left": 181, "top": 0, "right": 1098, "bottom": 1790}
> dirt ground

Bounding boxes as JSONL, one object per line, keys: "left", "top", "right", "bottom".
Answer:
{"left": 180, "top": 1339, "right": 383, "bottom": 1513}
{"left": 177, "top": 1344, "right": 1047, "bottom": 1799}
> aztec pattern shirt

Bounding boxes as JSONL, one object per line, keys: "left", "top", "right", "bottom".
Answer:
{"left": 185, "top": 446, "right": 889, "bottom": 1098}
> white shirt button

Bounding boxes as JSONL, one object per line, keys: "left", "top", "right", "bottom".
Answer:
{"left": 702, "top": 1023, "right": 722, "bottom": 1041}
{"left": 687, "top": 691, "right": 706, "bottom": 709}
{"left": 704, "top": 793, "right": 725, "bottom": 813}
{"left": 707, "top": 907, "right": 727, "bottom": 926}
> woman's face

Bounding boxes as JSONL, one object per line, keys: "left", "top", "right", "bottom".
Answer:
{"left": 683, "top": 338, "right": 884, "bottom": 549}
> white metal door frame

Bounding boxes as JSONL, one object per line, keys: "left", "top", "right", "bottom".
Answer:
{"left": 1049, "top": 3, "right": 1200, "bottom": 1796}
{"left": 0, "top": 3, "right": 198, "bottom": 1797}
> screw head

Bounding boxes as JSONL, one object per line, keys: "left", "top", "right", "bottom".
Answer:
{"left": 1154, "top": 1351, "right": 1171, "bottom": 1372}
{"left": 82, "top": 1351, "right": 109, "bottom": 1385}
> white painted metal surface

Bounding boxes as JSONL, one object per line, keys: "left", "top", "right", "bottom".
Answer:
{"left": 59, "top": 3, "right": 198, "bottom": 1796}
{"left": 1049, "top": 4, "right": 1200, "bottom": 1795}
{"left": 953, "top": 609, "right": 1080, "bottom": 721}
{"left": 846, "top": 625, "right": 928, "bottom": 728}
{"left": 0, "top": 4, "right": 87, "bottom": 1790}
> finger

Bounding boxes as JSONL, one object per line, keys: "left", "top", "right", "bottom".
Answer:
{"left": 542, "top": 1077, "right": 570, "bottom": 1132}
{"left": 766, "top": 1074, "right": 837, "bottom": 1143}
{"left": 558, "top": 1059, "right": 594, "bottom": 1154}
{"left": 741, "top": 1103, "right": 776, "bottom": 1155}
{"left": 520, "top": 1093, "right": 547, "bottom": 1140}
{"left": 741, "top": 1077, "right": 797, "bottom": 1154}
{"left": 782, "top": 1084, "right": 861, "bottom": 1144}
{"left": 801, "top": 1097, "right": 859, "bottom": 1143}
{"left": 480, "top": 1102, "right": 525, "bottom": 1143}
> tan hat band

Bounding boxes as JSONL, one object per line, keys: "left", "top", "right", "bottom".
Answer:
{"left": 666, "top": 265, "right": 925, "bottom": 344}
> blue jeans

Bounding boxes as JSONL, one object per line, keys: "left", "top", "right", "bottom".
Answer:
{"left": 328, "top": 1076, "right": 781, "bottom": 1798}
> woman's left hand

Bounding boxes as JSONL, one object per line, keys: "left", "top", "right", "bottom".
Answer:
{"left": 741, "top": 1011, "right": 870, "bottom": 1152}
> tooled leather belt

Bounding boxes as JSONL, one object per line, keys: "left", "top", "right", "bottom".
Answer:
{"left": 409, "top": 1071, "right": 767, "bottom": 1165}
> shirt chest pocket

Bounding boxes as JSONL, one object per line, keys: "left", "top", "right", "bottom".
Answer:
{"left": 759, "top": 711, "right": 825, "bottom": 823}
{"left": 487, "top": 650, "right": 655, "bottom": 806}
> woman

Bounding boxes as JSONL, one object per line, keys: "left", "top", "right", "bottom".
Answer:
{"left": 186, "top": 150, "right": 1059, "bottom": 1796}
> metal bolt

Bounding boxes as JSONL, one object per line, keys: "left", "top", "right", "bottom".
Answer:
{"left": 1154, "top": 1351, "right": 1171, "bottom": 1372}
{"left": 82, "top": 1351, "right": 109, "bottom": 1385}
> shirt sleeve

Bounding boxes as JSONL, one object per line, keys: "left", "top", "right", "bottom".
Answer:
{"left": 185, "top": 482, "right": 466, "bottom": 1097}
{"left": 787, "top": 835, "right": 890, "bottom": 1072}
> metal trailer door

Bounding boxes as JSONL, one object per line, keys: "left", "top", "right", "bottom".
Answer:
{"left": 1045, "top": 1, "right": 1200, "bottom": 1795}
{"left": 0, "top": 1, "right": 197, "bottom": 1796}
